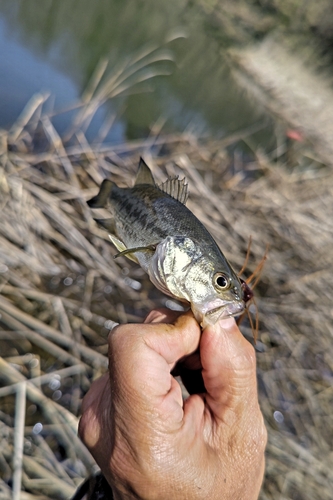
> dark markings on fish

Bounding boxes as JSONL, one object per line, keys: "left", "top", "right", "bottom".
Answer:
{"left": 87, "top": 158, "right": 246, "bottom": 328}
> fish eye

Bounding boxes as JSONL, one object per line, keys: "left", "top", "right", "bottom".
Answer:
{"left": 213, "top": 273, "right": 230, "bottom": 290}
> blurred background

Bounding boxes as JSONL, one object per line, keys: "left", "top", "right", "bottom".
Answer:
{"left": 0, "top": 0, "right": 278, "bottom": 144}
{"left": 1, "top": 1, "right": 333, "bottom": 499}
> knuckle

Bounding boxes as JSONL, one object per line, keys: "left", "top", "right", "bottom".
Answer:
{"left": 109, "top": 324, "right": 135, "bottom": 356}
{"left": 108, "top": 323, "right": 125, "bottom": 346}
{"left": 78, "top": 410, "right": 96, "bottom": 448}
{"left": 243, "top": 341, "right": 257, "bottom": 367}
{"left": 258, "top": 415, "right": 268, "bottom": 449}
{"left": 247, "top": 411, "right": 268, "bottom": 456}
{"left": 231, "top": 343, "right": 256, "bottom": 373}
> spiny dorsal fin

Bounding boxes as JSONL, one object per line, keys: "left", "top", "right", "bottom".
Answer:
{"left": 134, "top": 158, "right": 155, "bottom": 186}
{"left": 87, "top": 179, "right": 115, "bottom": 208}
{"left": 159, "top": 177, "right": 188, "bottom": 204}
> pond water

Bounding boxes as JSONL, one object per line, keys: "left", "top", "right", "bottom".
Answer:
{"left": 0, "top": 0, "right": 275, "bottom": 147}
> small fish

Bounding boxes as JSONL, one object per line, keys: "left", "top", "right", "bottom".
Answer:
{"left": 87, "top": 158, "right": 245, "bottom": 327}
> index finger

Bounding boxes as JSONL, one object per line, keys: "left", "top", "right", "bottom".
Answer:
{"left": 108, "top": 311, "right": 201, "bottom": 424}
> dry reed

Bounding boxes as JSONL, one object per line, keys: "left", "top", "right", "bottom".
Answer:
{"left": 0, "top": 63, "right": 333, "bottom": 499}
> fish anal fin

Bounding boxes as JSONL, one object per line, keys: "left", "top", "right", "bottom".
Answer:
{"left": 114, "top": 244, "right": 156, "bottom": 261}
{"left": 159, "top": 177, "right": 188, "bottom": 204}
{"left": 134, "top": 158, "right": 156, "bottom": 186}
{"left": 87, "top": 179, "right": 115, "bottom": 208}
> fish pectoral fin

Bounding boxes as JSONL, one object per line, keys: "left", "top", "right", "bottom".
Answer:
{"left": 114, "top": 244, "right": 156, "bottom": 260}
{"left": 108, "top": 235, "right": 139, "bottom": 263}
{"left": 134, "top": 158, "right": 156, "bottom": 186}
{"left": 109, "top": 235, "right": 156, "bottom": 263}
{"left": 159, "top": 177, "right": 188, "bottom": 204}
{"left": 87, "top": 179, "right": 116, "bottom": 208}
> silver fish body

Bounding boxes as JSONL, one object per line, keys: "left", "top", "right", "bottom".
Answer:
{"left": 88, "top": 159, "right": 244, "bottom": 327}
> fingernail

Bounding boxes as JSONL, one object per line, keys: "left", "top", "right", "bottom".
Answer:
{"left": 217, "top": 317, "right": 236, "bottom": 331}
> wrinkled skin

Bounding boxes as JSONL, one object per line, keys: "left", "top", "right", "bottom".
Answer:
{"left": 79, "top": 310, "right": 267, "bottom": 500}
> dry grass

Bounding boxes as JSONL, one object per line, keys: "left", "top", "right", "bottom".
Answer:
{"left": 229, "top": 38, "right": 333, "bottom": 167}
{"left": 0, "top": 88, "right": 333, "bottom": 500}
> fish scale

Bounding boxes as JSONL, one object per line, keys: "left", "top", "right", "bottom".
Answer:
{"left": 87, "top": 158, "right": 245, "bottom": 327}
{"left": 113, "top": 184, "right": 224, "bottom": 254}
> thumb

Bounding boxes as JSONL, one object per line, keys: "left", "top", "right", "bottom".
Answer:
{"left": 200, "top": 317, "right": 258, "bottom": 422}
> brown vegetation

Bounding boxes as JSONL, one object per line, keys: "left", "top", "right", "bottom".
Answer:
{"left": 1, "top": 88, "right": 333, "bottom": 500}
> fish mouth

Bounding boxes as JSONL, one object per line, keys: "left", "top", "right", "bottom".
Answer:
{"left": 194, "top": 299, "right": 245, "bottom": 327}
{"left": 206, "top": 302, "right": 244, "bottom": 318}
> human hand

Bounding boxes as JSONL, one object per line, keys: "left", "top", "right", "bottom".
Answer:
{"left": 79, "top": 310, "right": 267, "bottom": 500}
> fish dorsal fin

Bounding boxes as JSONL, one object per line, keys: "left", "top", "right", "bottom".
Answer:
{"left": 134, "top": 158, "right": 156, "bottom": 186}
{"left": 159, "top": 177, "right": 188, "bottom": 204}
{"left": 87, "top": 179, "right": 115, "bottom": 208}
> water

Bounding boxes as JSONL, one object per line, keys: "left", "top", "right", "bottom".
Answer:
{"left": 0, "top": 0, "right": 275, "bottom": 146}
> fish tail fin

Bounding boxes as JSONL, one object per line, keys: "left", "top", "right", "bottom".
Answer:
{"left": 135, "top": 158, "right": 155, "bottom": 186}
{"left": 87, "top": 180, "right": 115, "bottom": 208}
